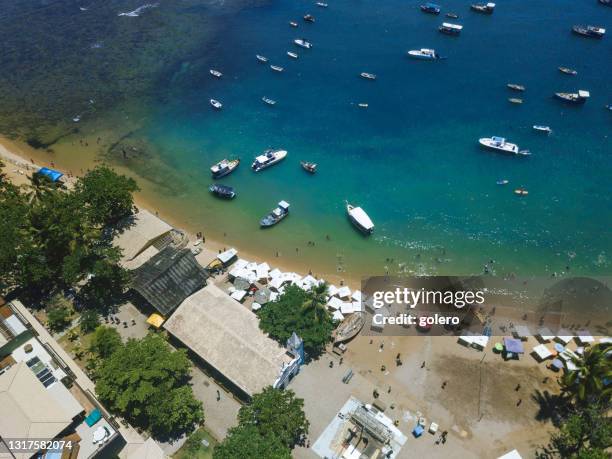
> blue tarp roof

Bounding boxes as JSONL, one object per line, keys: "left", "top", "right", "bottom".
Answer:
{"left": 38, "top": 167, "right": 63, "bottom": 182}
{"left": 413, "top": 424, "right": 425, "bottom": 437}
{"left": 504, "top": 337, "right": 525, "bottom": 354}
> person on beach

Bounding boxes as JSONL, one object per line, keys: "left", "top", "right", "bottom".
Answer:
{"left": 421, "top": 361, "right": 426, "bottom": 368}
{"left": 216, "top": 390, "right": 220, "bottom": 401}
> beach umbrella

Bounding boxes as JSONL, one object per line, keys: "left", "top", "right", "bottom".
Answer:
{"left": 494, "top": 343, "right": 504, "bottom": 352}
{"left": 554, "top": 343, "right": 565, "bottom": 353}
{"left": 254, "top": 288, "right": 271, "bottom": 304}
{"left": 551, "top": 359, "right": 564, "bottom": 370}
{"left": 252, "top": 302, "right": 262, "bottom": 311}
{"left": 234, "top": 277, "right": 251, "bottom": 291}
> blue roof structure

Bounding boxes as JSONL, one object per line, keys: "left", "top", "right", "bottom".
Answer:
{"left": 38, "top": 167, "right": 63, "bottom": 182}
{"left": 412, "top": 424, "right": 425, "bottom": 437}
{"left": 504, "top": 337, "right": 525, "bottom": 354}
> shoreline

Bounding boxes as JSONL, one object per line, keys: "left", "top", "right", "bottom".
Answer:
{"left": 0, "top": 136, "right": 361, "bottom": 288}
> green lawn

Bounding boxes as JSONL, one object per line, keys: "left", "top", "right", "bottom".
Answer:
{"left": 173, "top": 428, "right": 217, "bottom": 459}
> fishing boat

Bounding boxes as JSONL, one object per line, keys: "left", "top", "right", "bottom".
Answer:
{"left": 446, "top": 12, "right": 459, "bottom": 18}
{"left": 496, "top": 179, "right": 509, "bottom": 185}
{"left": 252, "top": 149, "right": 288, "bottom": 171}
{"left": 300, "top": 161, "right": 317, "bottom": 173}
{"left": 358, "top": 103, "right": 369, "bottom": 108}
{"left": 558, "top": 66, "right": 577, "bottom": 75}
{"left": 210, "top": 158, "right": 240, "bottom": 178}
{"left": 209, "top": 184, "right": 236, "bottom": 199}
{"left": 270, "top": 65, "right": 284, "bottom": 72}
{"left": 407, "top": 48, "right": 443, "bottom": 60}
{"left": 420, "top": 2, "right": 441, "bottom": 14}
{"left": 262, "top": 96, "right": 277, "bottom": 106}
{"left": 210, "top": 99, "right": 223, "bottom": 110}
{"left": 360, "top": 72, "right": 377, "bottom": 80}
{"left": 479, "top": 136, "right": 530, "bottom": 156}
{"left": 209, "top": 69, "right": 222, "bottom": 78}
{"left": 514, "top": 188, "right": 529, "bottom": 197}
{"left": 533, "top": 125, "right": 552, "bottom": 134}
{"left": 572, "top": 25, "right": 606, "bottom": 38}
{"left": 256, "top": 54, "right": 268, "bottom": 63}
{"left": 260, "top": 201, "right": 290, "bottom": 227}
{"left": 554, "top": 90, "right": 590, "bottom": 104}
{"left": 471, "top": 2, "right": 495, "bottom": 14}
{"left": 334, "top": 312, "right": 365, "bottom": 344}
{"left": 294, "top": 38, "right": 313, "bottom": 49}
{"left": 304, "top": 14, "right": 315, "bottom": 22}
{"left": 346, "top": 201, "right": 374, "bottom": 234}
{"left": 316, "top": 2, "right": 328, "bottom": 7}
{"left": 289, "top": 21, "right": 298, "bottom": 27}
{"left": 287, "top": 51, "right": 299, "bottom": 59}
{"left": 507, "top": 83, "right": 525, "bottom": 92}
{"left": 508, "top": 98, "right": 523, "bottom": 104}
{"left": 439, "top": 22, "right": 463, "bottom": 35}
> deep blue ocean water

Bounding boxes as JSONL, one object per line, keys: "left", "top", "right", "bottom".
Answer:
{"left": 137, "top": 0, "right": 611, "bottom": 278}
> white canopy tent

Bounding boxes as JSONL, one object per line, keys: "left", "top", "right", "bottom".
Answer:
{"left": 532, "top": 344, "right": 553, "bottom": 361}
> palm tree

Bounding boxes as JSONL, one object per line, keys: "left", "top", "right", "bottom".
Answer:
{"left": 560, "top": 343, "right": 612, "bottom": 405}
{"left": 302, "top": 282, "right": 329, "bottom": 323}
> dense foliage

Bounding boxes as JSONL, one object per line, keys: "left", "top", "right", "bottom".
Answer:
{"left": 213, "top": 425, "right": 291, "bottom": 459}
{"left": 94, "top": 333, "right": 203, "bottom": 440}
{"left": 46, "top": 304, "right": 73, "bottom": 333}
{"left": 258, "top": 284, "right": 334, "bottom": 358}
{"left": 89, "top": 326, "right": 122, "bottom": 359}
{"left": 560, "top": 343, "right": 611, "bottom": 405}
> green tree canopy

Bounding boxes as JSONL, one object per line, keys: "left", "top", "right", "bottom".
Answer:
{"left": 79, "top": 309, "right": 100, "bottom": 333}
{"left": 560, "top": 343, "right": 611, "bottom": 405}
{"left": 258, "top": 284, "right": 334, "bottom": 358}
{"left": 47, "top": 304, "right": 72, "bottom": 333}
{"left": 213, "top": 425, "right": 291, "bottom": 459}
{"left": 89, "top": 326, "right": 122, "bottom": 359}
{"left": 0, "top": 180, "right": 29, "bottom": 291}
{"left": 94, "top": 333, "right": 203, "bottom": 440}
{"left": 237, "top": 386, "right": 309, "bottom": 449}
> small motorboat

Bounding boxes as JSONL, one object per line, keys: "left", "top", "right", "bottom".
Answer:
{"left": 420, "top": 2, "right": 441, "bottom": 14}
{"left": 554, "top": 90, "right": 590, "bottom": 104}
{"left": 304, "top": 14, "right": 315, "bottom": 22}
{"left": 270, "top": 65, "right": 284, "bottom": 72}
{"left": 346, "top": 201, "right": 374, "bottom": 234}
{"left": 446, "top": 12, "right": 459, "bottom": 18}
{"left": 439, "top": 22, "right": 463, "bottom": 35}
{"left": 360, "top": 72, "right": 377, "bottom": 80}
{"left": 262, "top": 96, "right": 277, "bottom": 106}
{"left": 210, "top": 158, "right": 240, "bottom": 178}
{"left": 572, "top": 25, "right": 606, "bottom": 38}
{"left": 294, "top": 38, "right": 313, "bottom": 49}
{"left": 256, "top": 54, "right": 269, "bottom": 63}
{"left": 496, "top": 179, "right": 509, "bottom": 185}
{"left": 300, "top": 161, "right": 317, "bottom": 173}
{"left": 252, "top": 149, "right": 288, "bottom": 171}
{"left": 407, "top": 48, "right": 444, "bottom": 60}
{"left": 508, "top": 98, "right": 523, "bottom": 104}
{"left": 316, "top": 2, "right": 328, "bottom": 7}
{"left": 606, "top": 104, "right": 612, "bottom": 111}
{"left": 558, "top": 66, "right": 577, "bottom": 75}
{"left": 260, "top": 201, "right": 290, "bottom": 227}
{"left": 287, "top": 51, "right": 299, "bottom": 59}
{"left": 358, "top": 103, "right": 369, "bottom": 108}
{"left": 471, "top": 2, "right": 495, "bottom": 14}
{"left": 533, "top": 125, "right": 552, "bottom": 134}
{"left": 507, "top": 83, "right": 525, "bottom": 92}
{"left": 479, "top": 136, "right": 529, "bottom": 156}
{"left": 209, "top": 184, "right": 236, "bottom": 199}
{"left": 210, "top": 99, "right": 223, "bottom": 110}
{"left": 209, "top": 69, "right": 223, "bottom": 78}
{"left": 289, "top": 21, "right": 298, "bottom": 27}
{"left": 514, "top": 188, "right": 529, "bottom": 197}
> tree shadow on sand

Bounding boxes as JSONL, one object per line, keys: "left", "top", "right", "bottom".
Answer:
{"left": 531, "top": 389, "right": 569, "bottom": 426}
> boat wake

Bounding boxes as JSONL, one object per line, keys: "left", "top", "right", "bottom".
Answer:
{"left": 118, "top": 3, "right": 159, "bottom": 17}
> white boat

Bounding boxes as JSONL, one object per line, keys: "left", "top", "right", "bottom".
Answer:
{"left": 479, "top": 136, "right": 529, "bottom": 156}
{"left": 256, "top": 54, "right": 269, "bottom": 63}
{"left": 358, "top": 103, "right": 369, "bottom": 108}
{"left": 294, "top": 39, "right": 313, "bottom": 49}
{"left": 252, "top": 149, "right": 288, "bottom": 171}
{"left": 346, "top": 201, "right": 374, "bottom": 234}
{"left": 360, "top": 72, "right": 377, "bottom": 80}
{"left": 209, "top": 69, "right": 223, "bottom": 78}
{"left": 211, "top": 158, "right": 240, "bottom": 178}
{"left": 407, "top": 48, "right": 443, "bottom": 60}
{"left": 210, "top": 99, "right": 223, "bottom": 110}
{"left": 316, "top": 2, "right": 328, "bottom": 7}
{"left": 270, "top": 65, "right": 284, "bottom": 72}
{"left": 439, "top": 22, "right": 463, "bottom": 35}
{"left": 533, "top": 125, "right": 552, "bottom": 134}
{"left": 289, "top": 21, "right": 298, "bottom": 27}
{"left": 260, "top": 201, "right": 290, "bottom": 227}
{"left": 287, "top": 51, "right": 299, "bottom": 59}
{"left": 262, "top": 96, "right": 277, "bottom": 106}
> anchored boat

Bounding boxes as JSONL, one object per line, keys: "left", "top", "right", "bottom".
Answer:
{"left": 420, "top": 2, "right": 441, "bottom": 14}
{"left": 471, "top": 2, "right": 495, "bottom": 14}
{"left": 346, "top": 201, "right": 374, "bottom": 234}
{"left": 514, "top": 188, "right": 529, "bottom": 197}
{"left": 252, "top": 149, "right": 288, "bottom": 171}
{"left": 554, "top": 90, "right": 590, "bottom": 104}
{"left": 304, "top": 14, "right": 315, "bottom": 22}
{"left": 209, "top": 184, "right": 236, "bottom": 199}
{"left": 262, "top": 96, "right": 277, "bottom": 106}
{"left": 572, "top": 25, "right": 606, "bottom": 38}
{"left": 439, "top": 22, "right": 463, "bottom": 35}
{"left": 270, "top": 65, "right": 284, "bottom": 72}
{"left": 507, "top": 83, "right": 525, "bottom": 92}
{"left": 287, "top": 51, "right": 299, "bottom": 59}
{"left": 209, "top": 69, "right": 222, "bottom": 78}
{"left": 294, "top": 38, "right": 313, "bottom": 49}
{"left": 508, "top": 98, "right": 523, "bottom": 104}
{"left": 533, "top": 125, "right": 552, "bottom": 134}
{"left": 210, "top": 158, "right": 240, "bottom": 178}
{"left": 210, "top": 99, "right": 223, "bottom": 110}
{"left": 300, "top": 161, "right": 317, "bottom": 173}
{"left": 479, "top": 136, "right": 530, "bottom": 156}
{"left": 260, "top": 201, "right": 290, "bottom": 227}
{"left": 558, "top": 66, "right": 577, "bottom": 75}
{"left": 360, "top": 72, "right": 377, "bottom": 80}
{"left": 446, "top": 12, "right": 459, "bottom": 18}
{"left": 289, "top": 21, "right": 298, "bottom": 27}
{"left": 407, "top": 48, "right": 444, "bottom": 60}
{"left": 256, "top": 54, "right": 268, "bottom": 63}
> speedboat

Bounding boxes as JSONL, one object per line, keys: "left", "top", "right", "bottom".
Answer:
{"left": 407, "top": 48, "right": 443, "bottom": 60}
{"left": 420, "top": 3, "right": 441, "bottom": 14}
{"left": 471, "top": 2, "right": 495, "bottom": 14}
{"left": 358, "top": 103, "right": 369, "bottom": 108}
{"left": 262, "top": 96, "right": 277, "bottom": 106}
{"left": 252, "top": 149, "right": 288, "bottom": 171}
{"left": 446, "top": 12, "right": 459, "bottom": 18}
{"left": 211, "top": 158, "right": 240, "bottom": 178}
{"left": 294, "top": 39, "right": 313, "bottom": 49}
{"left": 301, "top": 161, "right": 317, "bottom": 173}
{"left": 496, "top": 179, "right": 509, "bottom": 185}
{"left": 346, "top": 201, "right": 374, "bottom": 235}
{"left": 209, "top": 69, "right": 222, "bottom": 78}
{"left": 554, "top": 90, "right": 590, "bottom": 104}
{"left": 533, "top": 125, "right": 552, "bottom": 134}
{"left": 514, "top": 188, "right": 529, "bottom": 197}
{"left": 360, "top": 72, "right": 377, "bottom": 80}
{"left": 270, "top": 65, "right": 284, "bottom": 72}
{"left": 316, "top": 2, "right": 328, "bottom": 7}
{"left": 508, "top": 98, "right": 523, "bottom": 104}
{"left": 558, "top": 66, "right": 577, "bottom": 75}
{"left": 256, "top": 54, "right": 269, "bottom": 63}
{"left": 439, "top": 22, "right": 463, "bottom": 35}
{"left": 287, "top": 51, "right": 299, "bottom": 59}
{"left": 304, "top": 14, "right": 315, "bottom": 22}
{"left": 209, "top": 184, "right": 236, "bottom": 199}
{"left": 572, "top": 25, "right": 606, "bottom": 38}
{"left": 260, "top": 201, "right": 290, "bottom": 227}
{"left": 290, "top": 21, "right": 298, "bottom": 27}
{"left": 507, "top": 83, "right": 525, "bottom": 92}
{"left": 479, "top": 136, "right": 529, "bottom": 156}
{"left": 210, "top": 99, "right": 223, "bottom": 110}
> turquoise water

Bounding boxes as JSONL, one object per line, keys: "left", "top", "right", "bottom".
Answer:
{"left": 138, "top": 0, "right": 611, "bottom": 278}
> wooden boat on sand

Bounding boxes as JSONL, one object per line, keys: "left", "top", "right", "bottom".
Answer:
{"left": 334, "top": 312, "right": 365, "bottom": 344}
